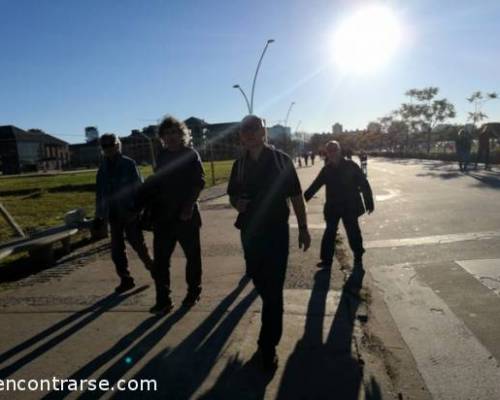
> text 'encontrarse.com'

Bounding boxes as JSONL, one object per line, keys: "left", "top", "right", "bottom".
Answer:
{"left": 0, "top": 378, "right": 158, "bottom": 392}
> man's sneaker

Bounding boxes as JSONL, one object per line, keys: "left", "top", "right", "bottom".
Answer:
{"left": 115, "top": 278, "right": 135, "bottom": 294}
{"left": 149, "top": 300, "right": 174, "bottom": 316}
{"left": 182, "top": 290, "right": 201, "bottom": 308}
{"left": 316, "top": 261, "right": 332, "bottom": 269}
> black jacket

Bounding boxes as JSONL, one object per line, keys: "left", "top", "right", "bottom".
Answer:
{"left": 136, "top": 147, "right": 205, "bottom": 226}
{"left": 304, "top": 159, "right": 374, "bottom": 218}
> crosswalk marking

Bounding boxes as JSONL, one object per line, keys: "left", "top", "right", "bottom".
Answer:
{"left": 371, "top": 262, "right": 500, "bottom": 400}
{"left": 456, "top": 259, "right": 500, "bottom": 296}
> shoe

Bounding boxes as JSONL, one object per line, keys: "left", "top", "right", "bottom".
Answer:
{"left": 316, "top": 261, "right": 332, "bottom": 269}
{"left": 115, "top": 278, "right": 135, "bottom": 294}
{"left": 182, "top": 290, "right": 201, "bottom": 308}
{"left": 149, "top": 300, "right": 174, "bottom": 315}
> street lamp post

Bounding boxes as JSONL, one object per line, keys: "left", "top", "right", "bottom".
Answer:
{"left": 232, "top": 39, "right": 275, "bottom": 114}
{"left": 250, "top": 39, "right": 274, "bottom": 114}
{"left": 284, "top": 101, "right": 295, "bottom": 128}
{"left": 232, "top": 84, "right": 251, "bottom": 114}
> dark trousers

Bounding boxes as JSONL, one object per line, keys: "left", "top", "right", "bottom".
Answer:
{"left": 320, "top": 214, "right": 364, "bottom": 266}
{"left": 241, "top": 224, "right": 289, "bottom": 351}
{"left": 152, "top": 220, "right": 202, "bottom": 304}
{"left": 475, "top": 146, "right": 490, "bottom": 169}
{"left": 109, "top": 217, "right": 152, "bottom": 280}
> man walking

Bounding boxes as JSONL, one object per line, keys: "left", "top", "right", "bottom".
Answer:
{"left": 455, "top": 126, "right": 473, "bottom": 172}
{"left": 227, "top": 115, "right": 311, "bottom": 370}
{"left": 304, "top": 141, "right": 374, "bottom": 289}
{"left": 95, "top": 134, "right": 153, "bottom": 293}
{"left": 138, "top": 116, "right": 205, "bottom": 315}
{"left": 475, "top": 125, "right": 492, "bottom": 170}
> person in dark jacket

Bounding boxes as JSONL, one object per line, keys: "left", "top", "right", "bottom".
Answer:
{"left": 227, "top": 115, "right": 311, "bottom": 370}
{"left": 455, "top": 126, "right": 473, "bottom": 172}
{"left": 137, "top": 116, "right": 205, "bottom": 315}
{"left": 474, "top": 125, "right": 493, "bottom": 170}
{"left": 304, "top": 140, "right": 374, "bottom": 289}
{"left": 95, "top": 134, "right": 153, "bottom": 294}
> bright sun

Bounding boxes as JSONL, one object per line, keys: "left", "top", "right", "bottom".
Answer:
{"left": 332, "top": 5, "right": 402, "bottom": 74}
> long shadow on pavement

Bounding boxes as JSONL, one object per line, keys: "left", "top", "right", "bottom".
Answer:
{"left": 74, "top": 277, "right": 256, "bottom": 400}
{"left": 0, "top": 286, "right": 148, "bottom": 379}
{"left": 276, "top": 267, "right": 381, "bottom": 400}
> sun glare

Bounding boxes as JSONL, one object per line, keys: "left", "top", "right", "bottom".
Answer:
{"left": 332, "top": 5, "right": 402, "bottom": 75}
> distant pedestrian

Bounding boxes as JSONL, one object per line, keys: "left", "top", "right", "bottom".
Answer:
{"left": 228, "top": 115, "right": 311, "bottom": 370}
{"left": 303, "top": 152, "right": 309, "bottom": 166}
{"left": 304, "top": 141, "right": 374, "bottom": 291}
{"left": 475, "top": 125, "right": 492, "bottom": 170}
{"left": 137, "top": 116, "right": 205, "bottom": 315}
{"left": 311, "top": 152, "right": 316, "bottom": 165}
{"left": 95, "top": 134, "right": 154, "bottom": 294}
{"left": 359, "top": 151, "right": 368, "bottom": 176}
{"left": 455, "top": 127, "right": 473, "bottom": 172}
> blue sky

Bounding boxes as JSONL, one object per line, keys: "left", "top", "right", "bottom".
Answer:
{"left": 1, "top": 0, "right": 499, "bottom": 143}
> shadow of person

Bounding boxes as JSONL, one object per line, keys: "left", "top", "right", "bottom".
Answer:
{"left": 467, "top": 172, "right": 500, "bottom": 189}
{"left": 196, "top": 353, "right": 275, "bottom": 400}
{"left": 118, "top": 287, "right": 258, "bottom": 399}
{"left": 0, "top": 286, "right": 148, "bottom": 379}
{"left": 73, "top": 277, "right": 255, "bottom": 400}
{"left": 277, "top": 262, "right": 372, "bottom": 399}
{"left": 41, "top": 315, "right": 162, "bottom": 400}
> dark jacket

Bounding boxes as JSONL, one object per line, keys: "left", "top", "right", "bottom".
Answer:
{"left": 137, "top": 147, "right": 205, "bottom": 227}
{"left": 227, "top": 146, "right": 302, "bottom": 234}
{"left": 95, "top": 154, "right": 142, "bottom": 221}
{"left": 304, "top": 159, "right": 374, "bottom": 219}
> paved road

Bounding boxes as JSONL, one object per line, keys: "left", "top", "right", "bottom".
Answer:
{"left": 0, "top": 156, "right": 498, "bottom": 399}
{"left": 362, "top": 158, "right": 500, "bottom": 400}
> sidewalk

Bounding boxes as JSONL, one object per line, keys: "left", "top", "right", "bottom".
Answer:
{"left": 0, "top": 164, "right": 420, "bottom": 399}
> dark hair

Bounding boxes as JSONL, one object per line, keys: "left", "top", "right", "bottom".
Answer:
{"left": 99, "top": 133, "right": 121, "bottom": 151}
{"left": 158, "top": 115, "right": 191, "bottom": 145}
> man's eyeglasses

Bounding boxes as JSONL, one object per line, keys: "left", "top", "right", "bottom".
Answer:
{"left": 101, "top": 143, "right": 116, "bottom": 149}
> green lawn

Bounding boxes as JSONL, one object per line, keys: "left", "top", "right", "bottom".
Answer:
{"left": 0, "top": 160, "right": 233, "bottom": 243}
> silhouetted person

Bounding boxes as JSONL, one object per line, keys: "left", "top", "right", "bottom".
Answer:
{"left": 343, "top": 147, "right": 353, "bottom": 160}
{"left": 95, "top": 134, "right": 153, "bottom": 294}
{"left": 455, "top": 126, "right": 473, "bottom": 172}
{"left": 311, "top": 151, "right": 316, "bottom": 165}
{"left": 475, "top": 125, "right": 492, "bottom": 170}
{"left": 137, "top": 116, "right": 205, "bottom": 315}
{"left": 227, "top": 115, "right": 311, "bottom": 370}
{"left": 304, "top": 141, "right": 374, "bottom": 289}
{"left": 303, "top": 152, "right": 309, "bottom": 166}
{"left": 359, "top": 151, "right": 368, "bottom": 176}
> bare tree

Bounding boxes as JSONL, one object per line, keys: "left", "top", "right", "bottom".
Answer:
{"left": 467, "top": 91, "right": 498, "bottom": 126}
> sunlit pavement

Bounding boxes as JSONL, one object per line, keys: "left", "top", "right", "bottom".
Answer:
{"left": 0, "top": 158, "right": 499, "bottom": 399}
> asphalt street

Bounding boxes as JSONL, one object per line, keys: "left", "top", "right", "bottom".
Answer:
{"left": 0, "top": 157, "right": 499, "bottom": 399}
{"left": 360, "top": 158, "right": 500, "bottom": 400}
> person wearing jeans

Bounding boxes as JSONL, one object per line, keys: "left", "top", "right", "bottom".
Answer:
{"left": 95, "top": 134, "right": 153, "bottom": 293}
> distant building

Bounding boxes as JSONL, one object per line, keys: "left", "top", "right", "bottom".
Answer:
{"left": 85, "top": 126, "right": 99, "bottom": 143}
{"left": 0, "top": 125, "right": 70, "bottom": 175}
{"left": 267, "top": 124, "right": 291, "bottom": 140}
{"left": 121, "top": 130, "right": 161, "bottom": 166}
{"left": 69, "top": 140, "right": 101, "bottom": 168}
{"left": 332, "top": 123, "right": 343, "bottom": 135}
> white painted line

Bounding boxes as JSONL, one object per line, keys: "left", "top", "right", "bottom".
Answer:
{"left": 371, "top": 264, "right": 500, "bottom": 400}
{"left": 375, "top": 188, "right": 401, "bottom": 201}
{"left": 456, "top": 259, "right": 500, "bottom": 296}
{"left": 364, "top": 230, "right": 500, "bottom": 249}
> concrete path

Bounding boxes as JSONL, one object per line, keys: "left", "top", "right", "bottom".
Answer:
{"left": 0, "top": 162, "right": 395, "bottom": 400}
